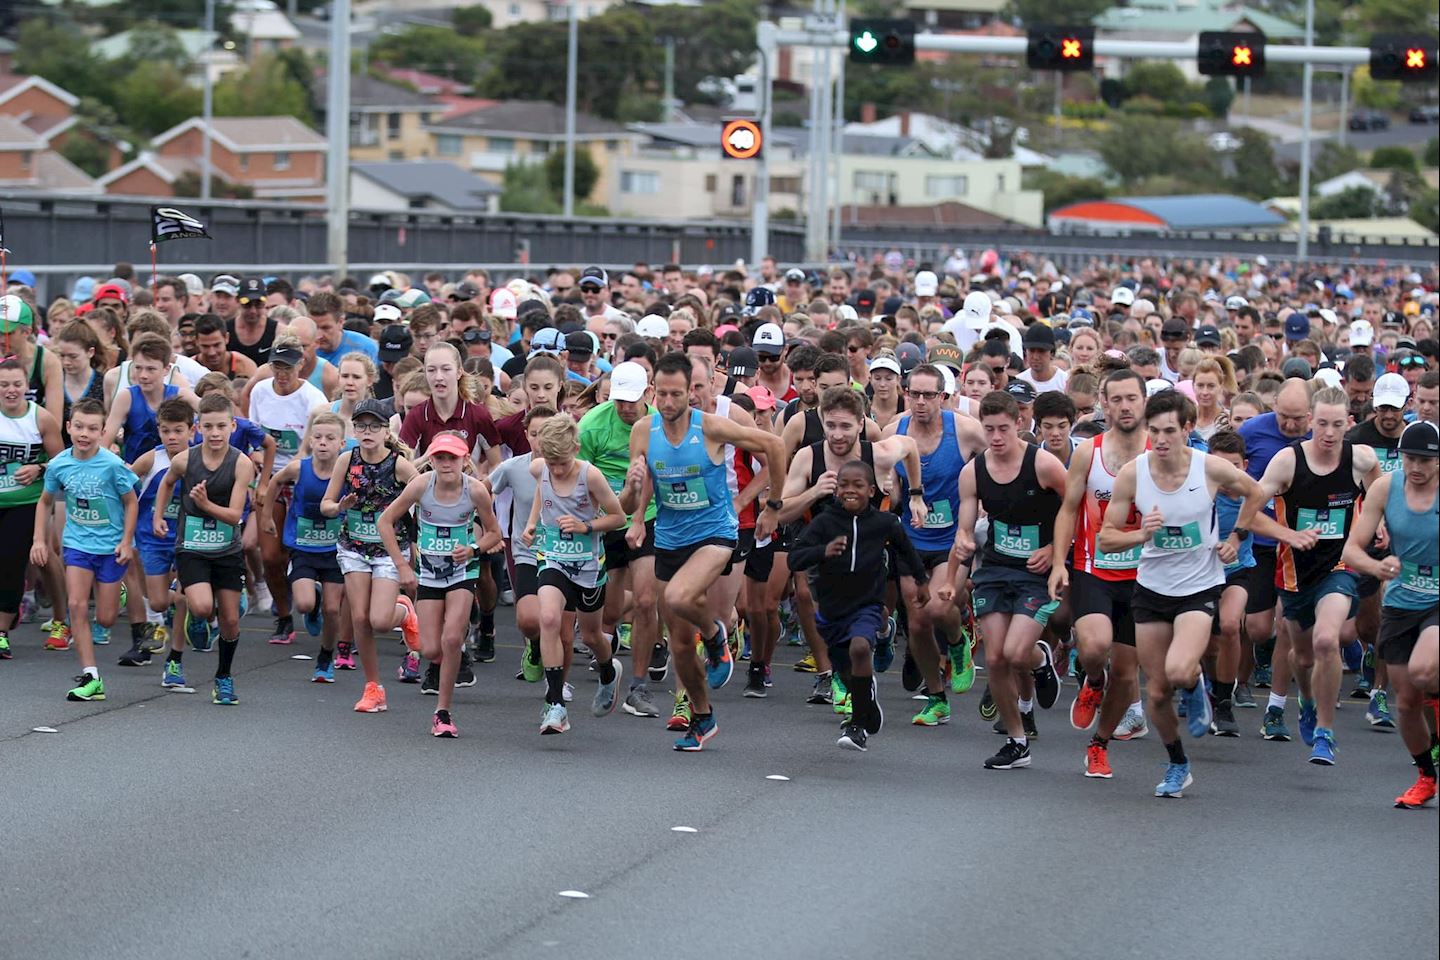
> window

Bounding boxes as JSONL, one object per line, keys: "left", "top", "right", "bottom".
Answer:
{"left": 925, "top": 174, "right": 967, "bottom": 197}
{"left": 20, "top": 151, "right": 32, "bottom": 170}
{"left": 387, "top": 113, "right": 402, "bottom": 139}
{"left": 488, "top": 137, "right": 516, "bottom": 154}
{"left": 997, "top": 174, "right": 1005, "bottom": 191}
{"left": 705, "top": 174, "right": 716, "bottom": 193}
{"left": 621, "top": 170, "right": 660, "bottom": 194}
{"left": 238, "top": 154, "right": 249, "bottom": 172}
{"left": 770, "top": 175, "right": 801, "bottom": 194}
{"left": 509, "top": 2, "right": 520, "bottom": 16}
{"left": 731, "top": 174, "right": 745, "bottom": 207}
{"left": 853, "top": 170, "right": 888, "bottom": 191}
{"left": 419, "top": 112, "right": 431, "bottom": 124}
{"left": 436, "top": 134, "right": 462, "bottom": 157}
{"left": 274, "top": 151, "right": 291, "bottom": 171}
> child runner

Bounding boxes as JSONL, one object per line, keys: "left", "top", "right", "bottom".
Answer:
{"left": 489, "top": 405, "right": 557, "bottom": 686}
{"left": 32, "top": 398, "right": 139, "bottom": 701}
{"left": 321, "top": 398, "right": 420, "bottom": 713}
{"left": 153, "top": 392, "right": 256, "bottom": 705}
{"left": 521, "top": 415, "right": 628, "bottom": 735}
{"left": 1208, "top": 429, "right": 1256, "bottom": 732}
{"left": 380, "top": 431, "right": 504, "bottom": 737}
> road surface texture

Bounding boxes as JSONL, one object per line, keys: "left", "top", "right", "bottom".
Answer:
{"left": 3, "top": 610, "right": 1436, "bottom": 960}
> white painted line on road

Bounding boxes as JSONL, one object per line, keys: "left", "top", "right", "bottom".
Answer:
{"left": 165, "top": 686, "right": 198, "bottom": 694}
{"left": 291, "top": 654, "right": 314, "bottom": 660}
{"left": 765, "top": 775, "right": 790, "bottom": 781}
{"left": 670, "top": 826, "right": 698, "bottom": 833}
{"left": 32, "top": 726, "right": 58, "bottom": 733}
{"left": 557, "top": 890, "right": 590, "bottom": 899}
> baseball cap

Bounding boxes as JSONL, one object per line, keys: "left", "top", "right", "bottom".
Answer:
{"left": 530, "top": 328, "right": 565, "bottom": 355}
{"left": 0, "top": 295, "right": 36, "bottom": 333}
{"left": 744, "top": 287, "right": 776, "bottom": 314}
{"left": 395, "top": 288, "right": 431, "bottom": 309}
{"left": 1399, "top": 420, "right": 1439, "bottom": 457}
{"left": 450, "top": 281, "right": 480, "bottom": 302}
{"left": 1383, "top": 310, "right": 1404, "bottom": 327}
{"left": 1349, "top": 320, "right": 1374, "bottom": 346}
{"left": 177, "top": 273, "right": 205, "bottom": 297}
{"left": 93, "top": 282, "right": 129, "bottom": 304}
{"left": 1281, "top": 357, "right": 1313, "bottom": 380}
{"left": 636, "top": 315, "right": 669, "bottom": 339}
{"left": 378, "top": 324, "right": 413, "bottom": 363}
{"left": 427, "top": 432, "right": 470, "bottom": 459}
{"left": 609, "top": 361, "right": 649, "bottom": 403}
{"left": 836, "top": 304, "right": 859, "bottom": 322}
{"left": 752, "top": 322, "right": 785, "bottom": 356}
{"left": 728, "top": 346, "right": 760, "bottom": 377}
{"left": 488, "top": 288, "right": 518, "bottom": 319}
{"left": 269, "top": 341, "right": 304, "bottom": 367}
{"left": 748, "top": 385, "right": 777, "bottom": 411}
{"left": 938, "top": 366, "right": 956, "bottom": 397}
{"left": 1224, "top": 295, "right": 1248, "bottom": 311}
{"left": 565, "top": 331, "right": 595, "bottom": 356}
{"left": 69, "top": 276, "right": 97, "bottom": 303}
{"left": 1110, "top": 286, "right": 1135, "bottom": 307}
{"left": 869, "top": 355, "right": 902, "bottom": 377}
{"left": 368, "top": 272, "right": 394, "bottom": 291}
{"left": 913, "top": 270, "right": 938, "bottom": 297}
{"left": 894, "top": 341, "right": 924, "bottom": 374}
{"left": 960, "top": 290, "right": 992, "bottom": 328}
{"left": 1285, "top": 314, "right": 1310, "bottom": 340}
{"left": 1195, "top": 324, "right": 1222, "bottom": 346}
{"left": 353, "top": 398, "right": 390, "bottom": 424}
{"left": 1005, "top": 379, "right": 1037, "bottom": 404}
{"left": 211, "top": 274, "right": 239, "bottom": 296}
{"left": 854, "top": 289, "right": 877, "bottom": 313}
{"left": 578, "top": 266, "right": 608, "bottom": 289}
{"left": 373, "top": 303, "right": 403, "bottom": 324}
{"left": 1314, "top": 368, "right": 1343, "bottom": 389}
{"left": 1334, "top": 283, "right": 1354, "bottom": 299}
{"left": 237, "top": 277, "right": 266, "bottom": 304}
{"left": 1022, "top": 324, "right": 1056, "bottom": 350}
{"left": 1146, "top": 378, "right": 1173, "bottom": 398}
{"left": 928, "top": 344, "right": 964, "bottom": 372}
{"left": 1373, "top": 372, "right": 1410, "bottom": 410}
{"left": 1160, "top": 317, "right": 1190, "bottom": 342}
{"left": 784, "top": 267, "right": 806, "bottom": 283}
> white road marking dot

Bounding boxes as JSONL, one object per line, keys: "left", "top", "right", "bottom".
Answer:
{"left": 765, "top": 775, "right": 790, "bottom": 781}
{"left": 32, "top": 726, "right": 58, "bottom": 734}
{"left": 670, "top": 826, "right": 698, "bottom": 833}
{"left": 291, "top": 654, "right": 313, "bottom": 660}
{"left": 557, "top": 890, "right": 590, "bottom": 899}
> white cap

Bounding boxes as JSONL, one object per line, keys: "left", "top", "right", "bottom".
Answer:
{"left": 1373, "top": 372, "right": 1410, "bottom": 410}
{"left": 869, "top": 355, "right": 902, "bottom": 376}
{"left": 1255, "top": 254, "right": 1269, "bottom": 267}
{"left": 938, "top": 365, "right": 956, "bottom": 396}
{"left": 489, "top": 288, "right": 518, "bottom": 319}
{"left": 1131, "top": 298, "right": 1156, "bottom": 317}
{"left": 177, "top": 273, "right": 205, "bottom": 296}
{"left": 752, "top": 321, "right": 785, "bottom": 354}
{"left": 1146, "top": 378, "right": 1173, "bottom": 398}
{"left": 1110, "top": 286, "right": 1135, "bottom": 307}
{"left": 1225, "top": 295, "right": 1248, "bottom": 310}
{"left": 980, "top": 320, "right": 1024, "bottom": 358}
{"left": 836, "top": 304, "right": 859, "bottom": 322}
{"left": 913, "top": 270, "right": 938, "bottom": 297}
{"left": 1349, "top": 320, "right": 1374, "bottom": 346}
{"left": 1317, "top": 308, "right": 1338, "bottom": 326}
{"left": 368, "top": 272, "right": 393, "bottom": 288}
{"left": 609, "top": 361, "right": 649, "bottom": 403}
{"left": 960, "top": 290, "right": 992, "bottom": 328}
{"left": 636, "top": 314, "right": 668, "bottom": 339}
{"left": 373, "top": 303, "right": 403, "bottom": 323}
{"left": 1314, "top": 368, "right": 1343, "bottom": 389}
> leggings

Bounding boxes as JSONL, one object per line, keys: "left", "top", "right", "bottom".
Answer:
{"left": 0, "top": 502, "right": 38, "bottom": 615}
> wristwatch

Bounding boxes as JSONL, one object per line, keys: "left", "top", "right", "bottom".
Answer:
{"left": 1230, "top": 526, "right": 1249, "bottom": 539}
{"left": 764, "top": 498, "right": 784, "bottom": 512}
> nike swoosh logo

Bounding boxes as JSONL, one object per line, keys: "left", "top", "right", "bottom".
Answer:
{"left": 1187, "top": 486, "right": 1200, "bottom": 491}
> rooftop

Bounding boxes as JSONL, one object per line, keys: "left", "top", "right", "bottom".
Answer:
{"left": 153, "top": 116, "right": 327, "bottom": 152}
{"left": 352, "top": 161, "right": 502, "bottom": 211}
{"left": 429, "top": 100, "right": 631, "bottom": 138}
{"left": 1050, "top": 194, "right": 1288, "bottom": 230}
{"left": 1095, "top": 0, "right": 1304, "bottom": 39}
{"left": 314, "top": 72, "right": 436, "bottom": 111}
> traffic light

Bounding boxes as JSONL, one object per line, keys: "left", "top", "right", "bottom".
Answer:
{"left": 1370, "top": 35, "right": 1438, "bottom": 82}
{"left": 1197, "top": 31, "right": 1266, "bottom": 77}
{"left": 849, "top": 18, "right": 915, "bottom": 66}
{"left": 1026, "top": 27, "right": 1095, "bottom": 72}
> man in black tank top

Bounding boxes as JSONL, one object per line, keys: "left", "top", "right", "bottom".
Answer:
{"left": 946, "top": 390, "right": 1068, "bottom": 771}
{"left": 227, "top": 278, "right": 279, "bottom": 367}
{"left": 1254, "top": 387, "right": 1380, "bottom": 764}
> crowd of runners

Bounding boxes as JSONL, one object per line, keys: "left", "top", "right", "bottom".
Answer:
{"left": 0, "top": 253, "right": 1436, "bottom": 804}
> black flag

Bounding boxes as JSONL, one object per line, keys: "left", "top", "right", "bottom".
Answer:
{"left": 150, "top": 205, "right": 211, "bottom": 244}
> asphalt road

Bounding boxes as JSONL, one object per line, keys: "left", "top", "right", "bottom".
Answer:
{"left": 2, "top": 608, "right": 1436, "bottom": 960}
{"left": 1272, "top": 120, "right": 1439, "bottom": 162}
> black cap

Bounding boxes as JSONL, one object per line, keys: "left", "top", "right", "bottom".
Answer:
{"left": 1399, "top": 421, "right": 1439, "bottom": 457}
{"left": 982, "top": 339, "right": 1012, "bottom": 359}
{"left": 565, "top": 331, "right": 594, "bottom": 356}
{"left": 1161, "top": 317, "right": 1190, "bottom": 341}
{"left": 579, "top": 266, "right": 608, "bottom": 288}
{"left": 894, "top": 341, "right": 924, "bottom": 374}
{"left": 269, "top": 341, "right": 303, "bottom": 366}
{"left": 716, "top": 303, "right": 741, "bottom": 325}
{"left": 378, "top": 324, "right": 413, "bottom": 362}
{"left": 1005, "top": 379, "right": 1037, "bottom": 404}
{"left": 517, "top": 299, "right": 550, "bottom": 322}
{"left": 238, "top": 277, "right": 266, "bottom": 304}
{"left": 1195, "top": 324, "right": 1222, "bottom": 346}
{"left": 727, "top": 346, "right": 759, "bottom": 377}
{"left": 744, "top": 287, "right": 776, "bottom": 313}
{"left": 353, "top": 398, "right": 390, "bottom": 423}
{"left": 855, "top": 289, "right": 877, "bottom": 312}
{"left": 1022, "top": 323, "right": 1056, "bottom": 350}
{"left": 449, "top": 281, "right": 480, "bottom": 302}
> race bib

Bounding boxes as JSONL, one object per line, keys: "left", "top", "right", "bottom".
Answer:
{"left": 1399, "top": 561, "right": 1439, "bottom": 596}
{"left": 661, "top": 478, "right": 710, "bottom": 511}
{"left": 295, "top": 515, "right": 340, "bottom": 548}
{"left": 418, "top": 520, "right": 472, "bottom": 556}
{"left": 0, "top": 461, "right": 19, "bottom": 490}
{"left": 162, "top": 497, "right": 181, "bottom": 520}
{"left": 268, "top": 427, "right": 302, "bottom": 455}
{"left": 542, "top": 527, "right": 596, "bottom": 563}
{"left": 995, "top": 523, "right": 1040, "bottom": 559}
{"left": 182, "top": 515, "right": 235, "bottom": 551}
{"left": 1095, "top": 544, "right": 1142, "bottom": 571}
{"left": 922, "top": 498, "right": 954, "bottom": 529}
{"left": 68, "top": 496, "right": 111, "bottom": 527}
{"left": 1296, "top": 507, "right": 1346, "bottom": 540}
{"left": 1377, "top": 447, "right": 1402, "bottom": 474}
{"left": 606, "top": 474, "right": 626, "bottom": 495}
{"left": 346, "top": 509, "right": 381, "bottom": 543}
{"left": 1152, "top": 522, "right": 1203, "bottom": 551}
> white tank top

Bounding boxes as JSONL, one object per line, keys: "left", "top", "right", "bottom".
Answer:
{"left": 714, "top": 394, "right": 739, "bottom": 496}
{"left": 1134, "top": 450, "right": 1223, "bottom": 595}
{"left": 250, "top": 378, "right": 327, "bottom": 471}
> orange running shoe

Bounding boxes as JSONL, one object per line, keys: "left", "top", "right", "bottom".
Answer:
{"left": 1394, "top": 773, "right": 1437, "bottom": 809}
{"left": 43, "top": 622, "right": 72, "bottom": 651}
{"left": 354, "top": 681, "right": 389, "bottom": 713}
{"left": 1084, "top": 741, "right": 1113, "bottom": 779}
{"left": 1070, "top": 679, "right": 1105, "bottom": 731}
{"left": 396, "top": 595, "right": 421, "bottom": 652}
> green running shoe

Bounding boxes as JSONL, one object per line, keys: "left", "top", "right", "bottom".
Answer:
{"left": 912, "top": 694, "right": 951, "bottom": 726}
{"left": 832, "top": 673, "right": 850, "bottom": 715}
{"left": 0, "top": 630, "right": 11, "bottom": 659}
{"left": 521, "top": 637, "right": 543, "bottom": 683}
{"left": 66, "top": 673, "right": 106, "bottom": 701}
{"left": 950, "top": 640, "right": 975, "bottom": 695}
{"left": 978, "top": 683, "right": 998, "bottom": 720}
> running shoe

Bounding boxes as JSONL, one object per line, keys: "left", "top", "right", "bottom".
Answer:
{"left": 984, "top": 739, "right": 1031, "bottom": 770}
{"left": 1233, "top": 682, "right": 1257, "bottom": 709}
{"left": 1309, "top": 728, "right": 1336, "bottom": 765}
{"left": 978, "top": 683, "right": 998, "bottom": 721}
{"left": 162, "top": 659, "right": 186, "bottom": 689}
{"left": 648, "top": 640, "right": 670, "bottom": 682}
{"left": 623, "top": 687, "right": 660, "bottom": 717}
{"left": 593, "top": 658, "right": 623, "bottom": 717}
{"left": 562, "top": 681, "right": 574, "bottom": 703}
{"left": 44, "top": 620, "right": 71, "bottom": 651}
{"left": 1297, "top": 697, "right": 1318, "bottom": 746}
{"left": 743, "top": 664, "right": 767, "bottom": 698}
{"left": 901, "top": 651, "right": 922, "bottom": 692}
{"left": 66, "top": 673, "right": 105, "bottom": 701}
{"left": 421, "top": 662, "right": 440, "bottom": 695}
{"left": 267, "top": 618, "right": 294, "bottom": 645}
{"left": 521, "top": 638, "right": 543, "bottom": 683}
{"left": 807, "top": 672, "right": 833, "bottom": 705}
{"left": 456, "top": 650, "right": 476, "bottom": 688}
{"left": 860, "top": 678, "right": 884, "bottom": 735}
{"left": 432, "top": 709, "right": 458, "bottom": 738}
{"left": 667, "top": 692, "right": 692, "bottom": 731}
{"left": 398, "top": 650, "right": 421, "bottom": 683}
{"left": 874, "top": 615, "right": 897, "bottom": 673}
{"left": 118, "top": 581, "right": 127, "bottom": 609}
{"left": 673, "top": 712, "right": 717, "bottom": 751}
{"left": 615, "top": 622, "right": 632, "bottom": 652}
{"left": 702, "top": 620, "right": 733, "bottom": 689}
{"left": 303, "top": 607, "right": 323, "bottom": 637}
{"left": 949, "top": 640, "right": 975, "bottom": 695}
{"left": 184, "top": 610, "right": 211, "bottom": 652}
{"left": 334, "top": 641, "right": 356, "bottom": 670}
{"left": 911, "top": 694, "right": 950, "bottom": 726}
{"left": 831, "top": 673, "right": 850, "bottom": 715}
{"left": 1031, "top": 641, "right": 1060, "bottom": 710}
{"left": 540, "top": 702, "right": 570, "bottom": 735}
{"left": 1360, "top": 646, "right": 1376, "bottom": 693}
{"left": 1182, "top": 677, "right": 1213, "bottom": 738}
{"left": 837, "top": 722, "right": 868, "bottom": 751}
{"left": 237, "top": 588, "right": 249, "bottom": 619}
{"left": 395, "top": 594, "right": 421, "bottom": 652}
{"left": 1112, "top": 706, "right": 1149, "bottom": 741}
{"left": 727, "top": 622, "right": 743, "bottom": 663}
{"left": 92, "top": 622, "right": 110, "bottom": 646}
{"left": 212, "top": 676, "right": 238, "bottom": 705}
{"left": 1211, "top": 699, "right": 1240, "bottom": 737}
{"left": 763, "top": 663, "right": 773, "bottom": 687}
{"left": 1252, "top": 663, "right": 1272, "bottom": 688}
{"left": 1394, "top": 774, "right": 1437, "bottom": 809}
{"left": 996, "top": 710, "right": 1039, "bottom": 738}
{"left": 794, "top": 652, "right": 818, "bottom": 673}
{"left": 0, "top": 630, "right": 10, "bottom": 659}
{"left": 1069, "top": 677, "right": 1105, "bottom": 732}
{"left": 475, "top": 629, "right": 496, "bottom": 663}
{"left": 354, "top": 681, "right": 388, "bottom": 713}
{"left": 1084, "top": 740, "right": 1113, "bottom": 779}
{"left": 143, "top": 624, "right": 169, "bottom": 654}
{"left": 117, "top": 645, "right": 151, "bottom": 667}
{"left": 740, "top": 627, "right": 751, "bottom": 662}
{"left": 1262, "top": 706, "right": 1290, "bottom": 741}
{"left": 312, "top": 661, "right": 336, "bottom": 683}
{"left": 1341, "top": 639, "right": 1364, "bottom": 674}
{"left": 1154, "top": 762, "right": 1192, "bottom": 798}
{"left": 1366, "top": 689, "right": 1395, "bottom": 728}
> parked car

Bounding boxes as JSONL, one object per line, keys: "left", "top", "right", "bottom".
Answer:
{"left": 1349, "top": 109, "right": 1391, "bottom": 131}
{"left": 1409, "top": 104, "right": 1440, "bottom": 124}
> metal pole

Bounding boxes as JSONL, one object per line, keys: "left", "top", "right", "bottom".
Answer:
{"left": 1297, "top": 0, "right": 1314, "bottom": 261}
{"left": 751, "top": 23, "right": 775, "bottom": 269}
{"left": 563, "top": 0, "right": 578, "bottom": 218}
{"left": 1242, "top": 76, "right": 1251, "bottom": 119}
{"left": 1053, "top": 70, "right": 1062, "bottom": 132}
{"left": 201, "top": 0, "right": 215, "bottom": 200}
{"left": 1338, "top": 66, "right": 1350, "bottom": 145}
{"left": 814, "top": 0, "right": 832, "bottom": 261}
{"left": 663, "top": 36, "right": 676, "bottom": 125}
{"left": 325, "top": 0, "right": 351, "bottom": 277}
{"left": 805, "top": 0, "right": 823, "bottom": 260}
{"left": 830, "top": 0, "right": 845, "bottom": 254}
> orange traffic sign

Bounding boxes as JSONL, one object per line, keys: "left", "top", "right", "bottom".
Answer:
{"left": 721, "top": 119, "right": 763, "bottom": 160}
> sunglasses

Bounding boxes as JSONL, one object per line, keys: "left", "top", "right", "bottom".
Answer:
{"left": 847, "top": 345, "right": 865, "bottom": 353}
{"left": 461, "top": 329, "right": 489, "bottom": 343}
{"left": 1397, "top": 355, "right": 1426, "bottom": 368}
{"left": 1268, "top": 333, "right": 1285, "bottom": 341}
{"left": 579, "top": 284, "right": 603, "bottom": 293}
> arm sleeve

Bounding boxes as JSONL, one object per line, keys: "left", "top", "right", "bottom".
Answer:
{"left": 786, "top": 516, "right": 831, "bottom": 573}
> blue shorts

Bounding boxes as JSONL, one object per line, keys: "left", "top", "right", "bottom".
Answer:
{"left": 817, "top": 603, "right": 887, "bottom": 655}
{"left": 136, "top": 538, "right": 177, "bottom": 578}
{"left": 1281, "top": 570, "right": 1360, "bottom": 633}
{"left": 62, "top": 548, "right": 128, "bottom": 584}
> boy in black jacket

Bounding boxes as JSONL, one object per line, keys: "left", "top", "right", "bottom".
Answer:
{"left": 789, "top": 460, "right": 930, "bottom": 751}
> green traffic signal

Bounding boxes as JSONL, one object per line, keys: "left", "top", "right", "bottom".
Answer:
{"left": 849, "top": 18, "right": 915, "bottom": 66}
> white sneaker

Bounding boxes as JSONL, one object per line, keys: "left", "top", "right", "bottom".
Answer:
{"left": 1112, "top": 706, "right": 1149, "bottom": 741}
{"left": 254, "top": 582, "right": 274, "bottom": 615}
{"left": 562, "top": 681, "right": 574, "bottom": 703}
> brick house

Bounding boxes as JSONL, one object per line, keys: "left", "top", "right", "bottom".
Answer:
{"left": 0, "top": 73, "right": 102, "bottom": 193}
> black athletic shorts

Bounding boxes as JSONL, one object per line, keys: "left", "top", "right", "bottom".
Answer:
{"left": 654, "top": 537, "right": 736, "bottom": 582}
{"left": 1070, "top": 569, "right": 1136, "bottom": 647}
{"left": 1377, "top": 604, "right": 1439, "bottom": 665}
{"left": 1245, "top": 544, "right": 1278, "bottom": 615}
{"left": 604, "top": 519, "right": 655, "bottom": 571}
{"left": 745, "top": 537, "right": 775, "bottom": 582}
{"left": 537, "top": 567, "right": 606, "bottom": 613}
{"left": 288, "top": 550, "right": 344, "bottom": 586}
{"left": 1133, "top": 583, "right": 1220, "bottom": 624}
{"left": 177, "top": 551, "right": 245, "bottom": 593}
{"left": 774, "top": 521, "right": 801, "bottom": 553}
{"left": 731, "top": 529, "right": 756, "bottom": 567}
{"left": 512, "top": 562, "right": 539, "bottom": 599}
{"left": 418, "top": 579, "right": 478, "bottom": 602}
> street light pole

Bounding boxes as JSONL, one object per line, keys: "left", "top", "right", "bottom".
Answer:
{"left": 752, "top": 22, "right": 775, "bottom": 269}
{"left": 325, "top": 0, "right": 351, "bottom": 278}
{"left": 563, "top": 0, "right": 578, "bottom": 219}
{"left": 1296, "top": 0, "right": 1315, "bottom": 261}
{"left": 201, "top": 0, "right": 215, "bottom": 200}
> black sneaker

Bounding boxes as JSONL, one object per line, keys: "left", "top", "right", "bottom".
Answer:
{"left": 1211, "top": 699, "right": 1240, "bottom": 737}
{"left": 117, "top": 645, "right": 151, "bottom": 667}
{"left": 901, "top": 651, "right": 922, "bottom": 692}
{"left": 421, "top": 662, "right": 440, "bottom": 695}
{"left": 984, "top": 739, "right": 1032, "bottom": 770}
{"left": 807, "top": 672, "right": 833, "bottom": 705}
{"left": 978, "top": 683, "right": 998, "bottom": 720}
{"left": 992, "top": 711, "right": 1039, "bottom": 738}
{"left": 743, "top": 665, "right": 767, "bottom": 698}
{"left": 837, "top": 721, "right": 868, "bottom": 751}
{"left": 475, "top": 630, "right": 496, "bottom": 663}
{"left": 860, "top": 680, "right": 883, "bottom": 735}
{"left": 456, "top": 650, "right": 476, "bottom": 688}
{"left": 648, "top": 641, "right": 670, "bottom": 683}
{"left": 1032, "top": 641, "right": 1060, "bottom": 710}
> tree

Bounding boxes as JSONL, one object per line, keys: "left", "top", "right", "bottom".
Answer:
{"left": 500, "top": 162, "right": 561, "bottom": 215}
{"left": 1203, "top": 76, "right": 1234, "bottom": 120}
{"left": 1354, "top": 0, "right": 1435, "bottom": 39}
{"left": 1426, "top": 137, "right": 1439, "bottom": 168}
{"left": 452, "top": 5, "right": 493, "bottom": 36}
{"left": 1410, "top": 187, "right": 1439, "bottom": 234}
{"left": 1370, "top": 145, "right": 1419, "bottom": 173}
{"left": 1023, "top": 169, "right": 1108, "bottom": 212}
{"left": 369, "top": 26, "right": 489, "bottom": 86}
{"left": 1007, "top": 0, "right": 1110, "bottom": 26}
{"left": 1098, "top": 115, "right": 1215, "bottom": 186}
{"left": 1228, "top": 128, "right": 1285, "bottom": 198}
{"left": 1311, "top": 185, "right": 1382, "bottom": 219}
{"left": 215, "top": 53, "right": 314, "bottom": 124}
{"left": 114, "top": 61, "right": 204, "bottom": 137}
{"left": 1122, "top": 62, "right": 1190, "bottom": 105}
{"left": 15, "top": 20, "right": 116, "bottom": 103}
{"left": 1314, "top": 141, "right": 1362, "bottom": 181}
{"left": 544, "top": 146, "right": 598, "bottom": 204}
{"left": 174, "top": 172, "right": 254, "bottom": 200}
